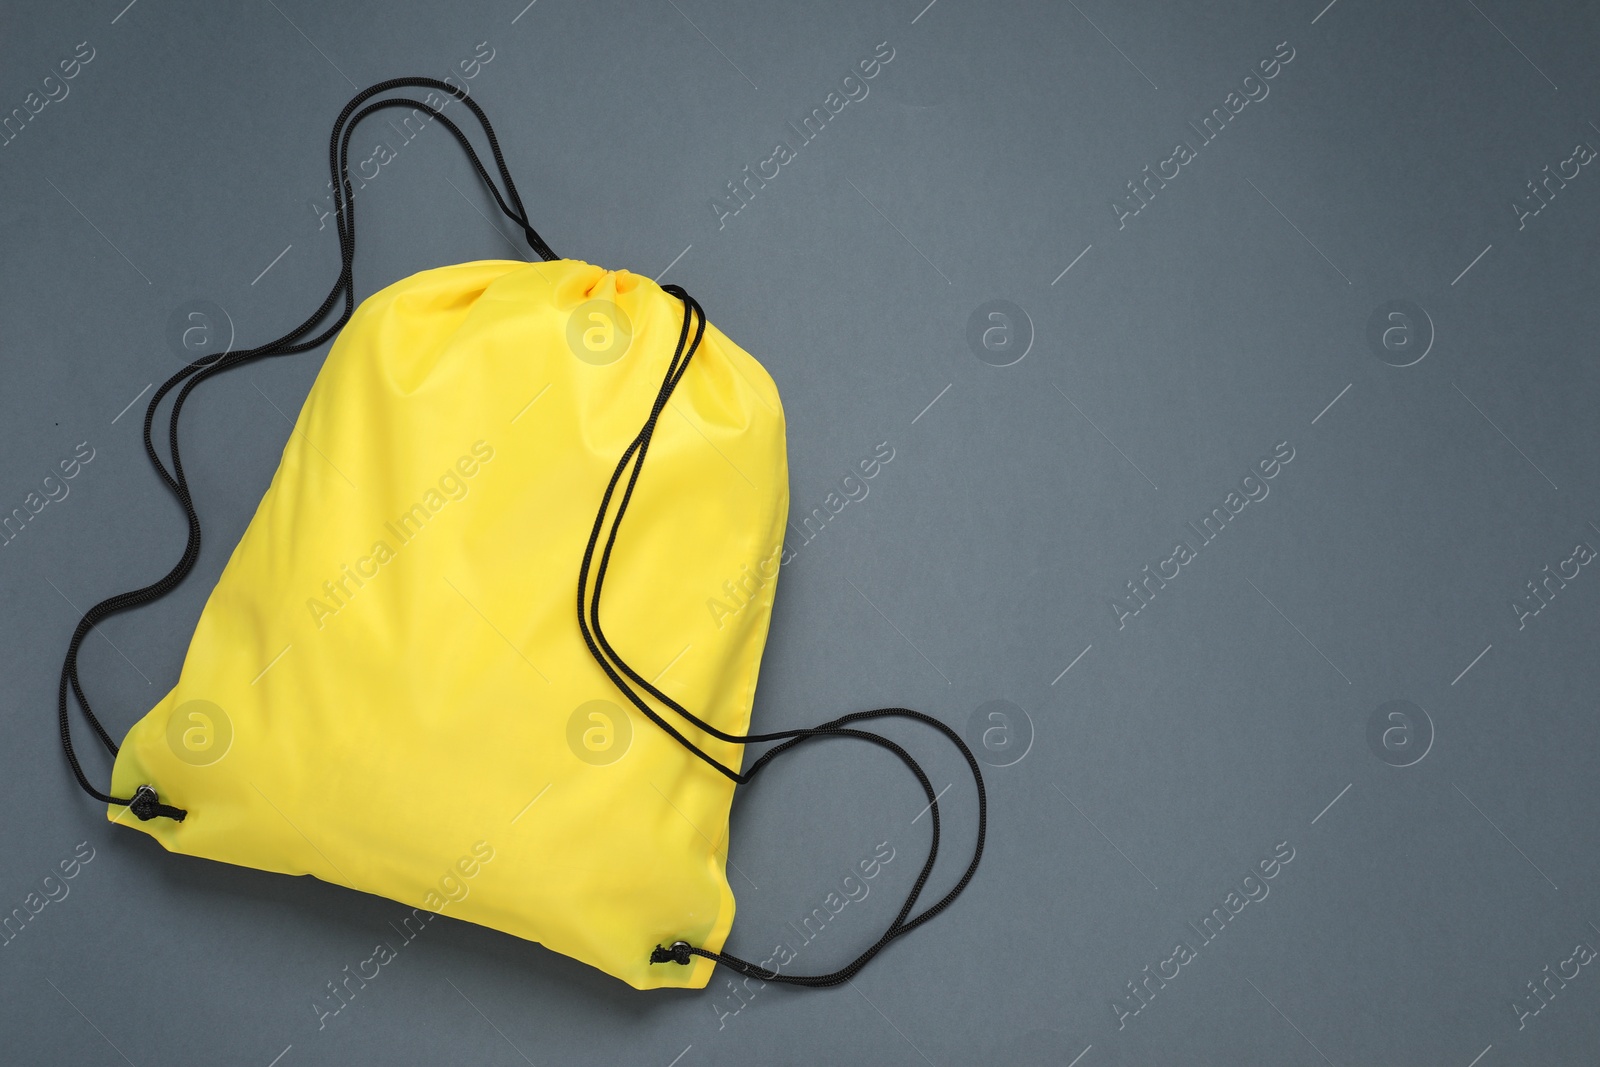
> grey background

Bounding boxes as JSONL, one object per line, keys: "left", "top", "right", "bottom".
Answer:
{"left": 2, "top": 0, "right": 1598, "bottom": 1064}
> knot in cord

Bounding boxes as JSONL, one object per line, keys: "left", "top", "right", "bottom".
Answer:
{"left": 128, "top": 784, "right": 187, "bottom": 822}
{"left": 651, "top": 941, "right": 694, "bottom": 966}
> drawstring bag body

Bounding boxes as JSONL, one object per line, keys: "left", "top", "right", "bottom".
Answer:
{"left": 57, "top": 78, "right": 984, "bottom": 990}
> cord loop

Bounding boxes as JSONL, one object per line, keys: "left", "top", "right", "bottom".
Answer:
{"left": 56, "top": 77, "right": 556, "bottom": 822}
{"left": 571, "top": 288, "right": 987, "bottom": 986}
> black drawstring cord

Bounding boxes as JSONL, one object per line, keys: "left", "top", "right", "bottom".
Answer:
{"left": 57, "top": 76, "right": 557, "bottom": 822}
{"left": 572, "top": 291, "right": 987, "bottom": 985}
{"left": 53, "top": 73, "right": 979, "bottom": 984}
{"left": 648, "top": 711, "right": 986, "bottom": 987}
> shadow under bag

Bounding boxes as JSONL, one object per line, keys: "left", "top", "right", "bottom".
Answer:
{"left": 57, "top": 77, "right": 984, "bottom": 990}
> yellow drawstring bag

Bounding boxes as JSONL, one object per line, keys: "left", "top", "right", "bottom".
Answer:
{"left": 57, "top": 78, "right": 983, "bottom": 991}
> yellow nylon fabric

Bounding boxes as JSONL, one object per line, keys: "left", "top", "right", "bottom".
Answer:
{"left": 108, "top": 259, "right": 788, "bottom": 989}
